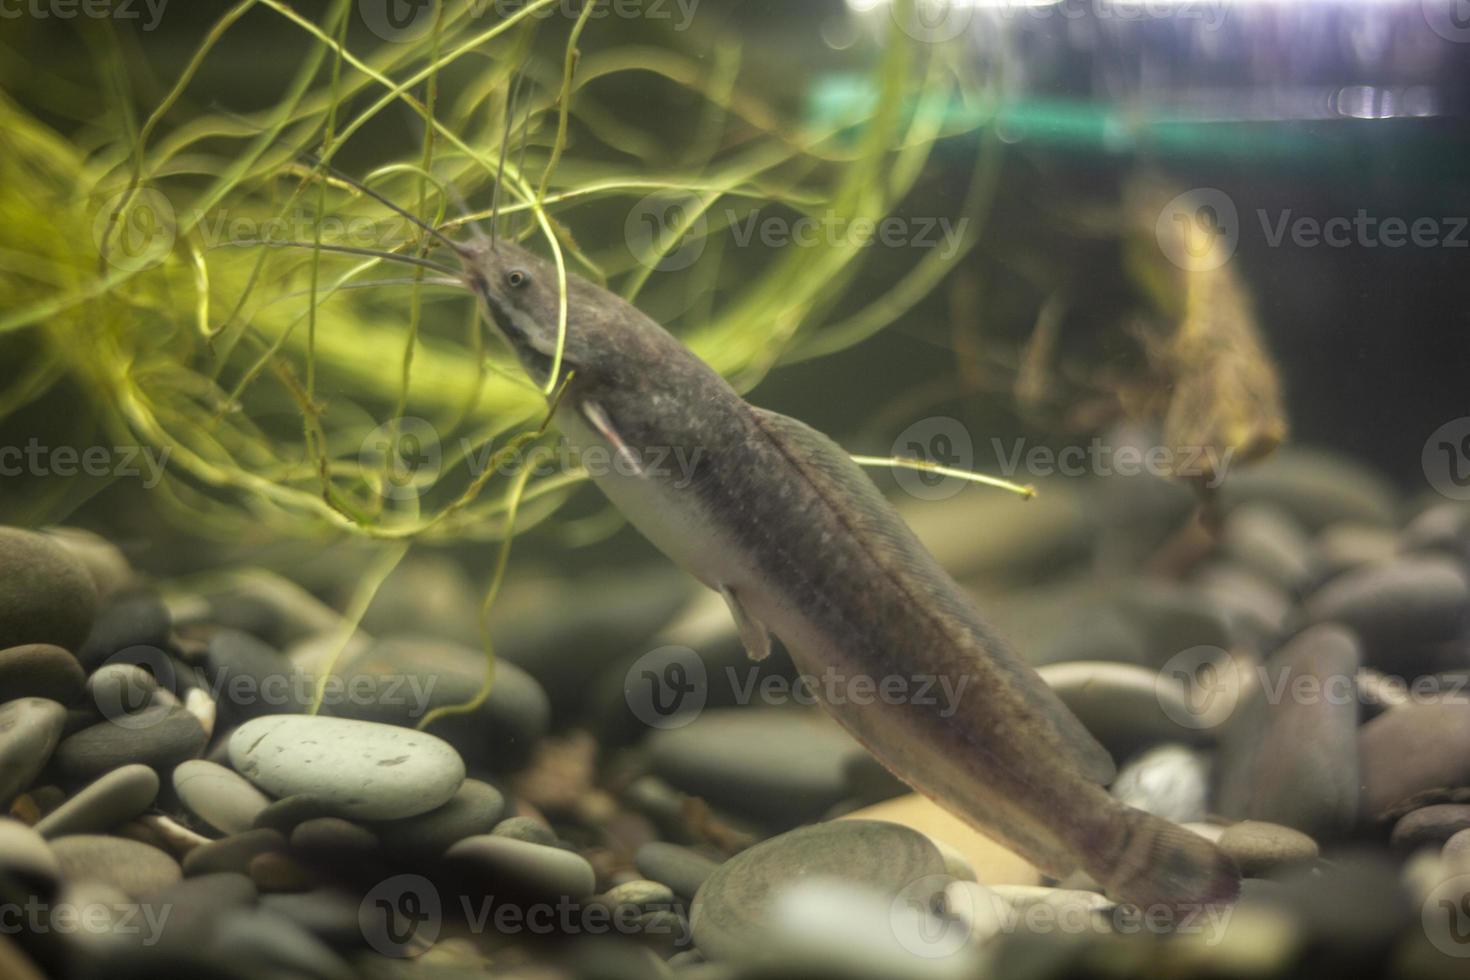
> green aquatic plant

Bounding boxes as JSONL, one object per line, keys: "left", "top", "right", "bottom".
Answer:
{"left": 2, "top": 0, "right": 995, "bottom": 541}
{"left": 0, "top": 1, "right": 1003, "bottom": 711}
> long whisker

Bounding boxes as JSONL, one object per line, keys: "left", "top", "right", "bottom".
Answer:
{"left": 216, "top": 240, "right": 459, "bottom": 277}
{"left": 270, "top": 277, "right": 466, "bottom": 305}
{"left": 300, "top": 152, "right": 467, "bottom": 256}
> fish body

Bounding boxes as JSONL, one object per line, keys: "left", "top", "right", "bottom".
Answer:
{"left": 465, "top": 238, "right": 1239, "bottom": 909}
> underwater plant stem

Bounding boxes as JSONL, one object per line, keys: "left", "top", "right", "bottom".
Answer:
{"left": 414, "top": 458, "right": 538, "bottom": 732}
{"left": 309, "top": 541, "right": 409, "bottom": 715}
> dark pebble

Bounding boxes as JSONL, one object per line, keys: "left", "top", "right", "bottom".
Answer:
{"left": 0, "top": 644, "right": 86, "bottom": 704}
{"left": 181, "top": 828, "right": 287, "bottom": 877}
{"left": 1304, "top": 557, "right": 1470, "bottom": 667}
{"left": 1390, "top": 805, "right": 1470, "bottom": 851}
{"left": 1217, "top": 450, "right": 1397, "bottom": 531}
{"left": 53, "top": 704, "right": 208, "bottom": 782}
{"left": 289, "top": 817, "right": 379, "bottom": 856}
{"left": 252, "top": 794, "right": 334, "bottom": 833}
{"left": 143, "top": 872, "right": 258, "bottom": 950}
{"left": 258, "top": 889, "right": 363, "bottom": 946}
{"left": 1360, "top": 699, "right": 1470, "bottom": 819}
{"left": 645, "top": 708, "right": 869, "bottom": 826}
{"left": 372, "top": 778, "right": 506, "bottom": 858}
{"left": 0, "top": 526, "right": 98, "bottom": 653}
{"left": 203, "top": 628, "right": 310, "bottom": 725}
{"left": 446, "top": 834, "right": 597, "bottom": 900}
{"left": 77, "top": 591, "right": 172, "bottom": 670}
{"left": 1216, "top": 625, "right": 1362, "bottom": 840}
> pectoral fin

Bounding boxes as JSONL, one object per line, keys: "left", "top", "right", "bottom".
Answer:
{"left": 581, "top": 399, "right": 645, "bottom": 477}
{"left": 720, "top": 585, "right": 771, "bottom": 662}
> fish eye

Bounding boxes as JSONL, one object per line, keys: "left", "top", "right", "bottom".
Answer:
{"left": 507, "top": 269, "right": 529, "bottom": 289}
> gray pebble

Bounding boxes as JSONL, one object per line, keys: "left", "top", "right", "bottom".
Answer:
{"left": 43, "top": 528, "right": 133, "bottom": 602}
{"left": 51, "top": 834, "right": 181, "bottom": 897}
{"left": 1401, "top": 503, "right": 1470, "bottom": 556}
{"left": 227, "top": 714, "right": 464, "bottom": 821}
{"left": 0, "top": 644, "right": 86, "bottom": 704}
{"left": 1037, "top": 660, "right": 1208, "bottom": 759}
{"left": 142, "top": 871, "right": 259, "bottom": 951}
{"left": 331, "top": 634, "right": 549, "bottom": 772}
{"left": 601, "top": 878, "right": 677, "bottom": 912}
{"left": 210, "top": 908, "right": 354, "bottom": 980}
{"left": 492, "top": 814, "right": 559, "bottom": 846}
{"left": 1220, "top": 504, "right": 1316, "bottom": 592}
{"left": 1313, "top": 523, "right": 1398, "bottom": 579}
{"left": 0, "top": 697, "right": 67, "bottom": 806}
{"left": 53, "top": 704, "right": 208, "bottom": 782}
{"left": 645, "top": 708, "right": 869, "bottom": 826}
{"left": 0, "top": 527, "right": 98, "bottom": 654}
{"left": 689, "top": 820, "right": 947, "bottom": 961}
{"left": 1218, "top": 449, "right": 1397, "bottom": 531}
{"left": 259, "top": 888, "right": 363, "bottom": 945}
{"left": 173, "top": 759, "right": 271, "bottom": 835}
{"left": 35, "top": 764, "right": 159, "bottom": 839}
{"left": 636, "top": 842, "right": 720, "bottom": 901}
{"left": 1191, "top": 564, "right": 1293, "bottom": 642}
{"left": 1113, "top": 581, "right": 1234, "bottom": 667}
{"left": 0, "top": 817, "right": 61, "bottom": 892}
{"left": 372, "top": 778, "right": 506, "bottom": 858}
{"left": 446, "top": 834, "right": 597, "bottom": 900}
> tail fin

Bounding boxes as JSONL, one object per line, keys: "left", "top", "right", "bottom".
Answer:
{"left": 1093, "top": 807, "right": 1241, "bottom": 911}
